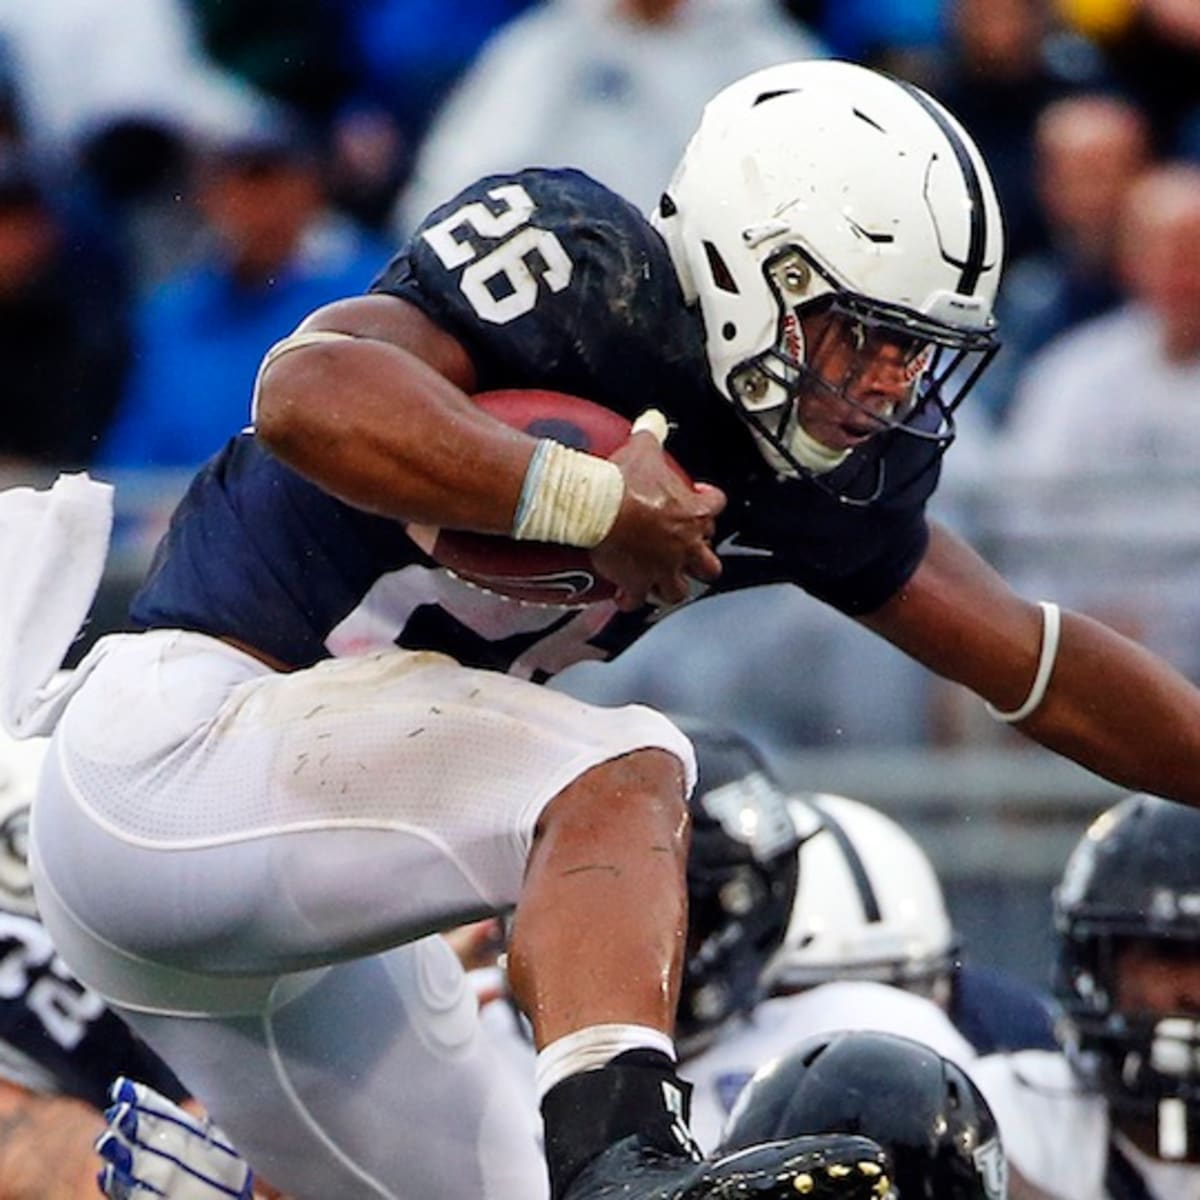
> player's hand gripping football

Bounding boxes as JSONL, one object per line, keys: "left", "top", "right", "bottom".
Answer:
{"left": 593, "top": 410, "right": 725, "bottom": 611}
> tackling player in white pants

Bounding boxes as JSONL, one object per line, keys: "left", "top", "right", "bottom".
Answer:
{"left": 32, "top": 632, "right": 661, "bottom": 1198}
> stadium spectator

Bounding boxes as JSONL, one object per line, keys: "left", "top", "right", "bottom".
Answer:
{"left": 975, "top": 91, "right": 1153, "bottom": 428}
{"left": 392, "top": 0, "right": 826, "bottom": 233}
{"left": 0, "top": 150, "right": 131, "bottom": 469}
{"left": 973, "top": 792, "right": 1200, "bottom": 1197}
{"left": 0, "top": 0, "right": 269, "bottom": 285}
{"left": 1060, "top": 0, "right": 1200, "bottom": 159}
{"left": 336, "top": 0, "right": 539, "bottom": 179}
{"left": 936, "top": 0, "right": 1105, "bottom": 262}
{"left": 0, "top": 0, "right": 264, "bottom": 167}
{"left": 94, "top": 110, "right": 391, "bottom": 471}
{"left": 181, "top": 0, "right": 348, "bottom": 127}
{"left": 995, "top": 163, "right": 1200, "bottom": 676}
{"left": 16, "top": 57, "right": 1200, "bottom": 1200}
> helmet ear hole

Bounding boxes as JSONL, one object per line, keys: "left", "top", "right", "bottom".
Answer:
{"left": 703, "top": 241, "right": 739, "bottom": 294}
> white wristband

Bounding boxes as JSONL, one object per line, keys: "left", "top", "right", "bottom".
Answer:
{"left": 985, "top": 601, "right": 1061, "bottom": 724}
{"left": 512, "top": 439, "right": 625, "bottom": 548}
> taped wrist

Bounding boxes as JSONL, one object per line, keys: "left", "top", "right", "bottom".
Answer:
{"left": 511, "top": 439, "right": 625, "bottom": 548}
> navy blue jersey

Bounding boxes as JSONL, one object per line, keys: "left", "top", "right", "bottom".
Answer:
{"left": 130, "top": 169, "right": 938, "bottom": 677}
{"left": 950, "top": 963, "right": 1059, "bottom": 1056}
{"left": 0, "top": 909, "right": 188, "bottom": 1109}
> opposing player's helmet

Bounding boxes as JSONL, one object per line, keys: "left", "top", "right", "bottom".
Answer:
{"left": 0, "top": 729, "right": 45, "bottom": 918}
{"left": 653, "top": 59, "right": 1002, "bottom": 502}
{"left": 676, "top": 720, "right": 801, "bottom": 1056}
{"left": 766, "top": 793, "right": 959, "bottom": 1000}
{"left": 720, "top": 1030, "right": 1007, "bottom": 1199}
{"left": 1054, "top": 793, "right": 1200, "bottom": 1158}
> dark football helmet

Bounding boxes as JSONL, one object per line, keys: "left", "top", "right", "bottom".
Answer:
{"left": 719, "top": 1030, "right": 1007, "bottom": 1199}
{"left": 1054, "top": 792, "right": 1200, "bottom": 1158}
{"left": 675, "top": 719, "right": 801, "bottom": 1057}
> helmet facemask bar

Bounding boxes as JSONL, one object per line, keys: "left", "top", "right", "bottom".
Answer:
{"left": 725, "top": 247, "right": 999, "bottom": 505}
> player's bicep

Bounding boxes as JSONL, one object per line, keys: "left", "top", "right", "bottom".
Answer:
{"left": 295, "top": 295, "right": 479, "bottom": 393}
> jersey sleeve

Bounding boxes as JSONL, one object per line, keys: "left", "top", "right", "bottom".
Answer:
{"left": 372, "top": 168, "right": 694, "bottom": 401}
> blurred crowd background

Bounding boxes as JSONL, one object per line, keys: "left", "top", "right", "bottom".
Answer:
{"left": 1, "top": 0, "right": 1199, "bottom": 985}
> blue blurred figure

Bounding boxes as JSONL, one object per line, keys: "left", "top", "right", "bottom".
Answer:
{"left": 97, "top": 112, "right": 391, "bottom": 470}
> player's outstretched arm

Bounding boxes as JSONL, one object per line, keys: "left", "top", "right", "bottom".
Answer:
{"left": 860, "top": 521, "right": 1200, "bottom": 806}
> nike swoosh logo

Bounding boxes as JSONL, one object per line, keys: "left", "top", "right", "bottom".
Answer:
{"left": 716, "top": 533, "right": 774, "bottom": 559}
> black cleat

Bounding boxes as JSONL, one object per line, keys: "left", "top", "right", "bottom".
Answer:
{"left": 563, "top": 1133, "right": 891, "bottom": 1199}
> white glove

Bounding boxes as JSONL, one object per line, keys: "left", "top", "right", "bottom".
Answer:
{"left": 95, "top": 1077, "right": 254, "bottom": 1199}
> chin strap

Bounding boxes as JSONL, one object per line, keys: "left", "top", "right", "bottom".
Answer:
{"left": 786, "top": 422, "right": 851, "bottom": 475}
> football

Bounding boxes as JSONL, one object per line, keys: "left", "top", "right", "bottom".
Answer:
{"left": 413, "top": 389, "right": 686, "bottom": 606}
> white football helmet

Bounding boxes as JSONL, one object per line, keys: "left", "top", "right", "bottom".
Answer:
{"left": 653, "top": 59, "right": 1003, "bottom": 501}
{"left": 766, "top": 793, "right": 959, "bottom": 999}
{"left": 0, "top": 728, "right": 46, "bottom": 918}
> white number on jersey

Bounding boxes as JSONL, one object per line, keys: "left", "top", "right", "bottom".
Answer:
{"left": 0, "top": 911, "right": 106, "bottom": 1049}
{"left": 421, "top": 184, "right": 573, "bottom": 324}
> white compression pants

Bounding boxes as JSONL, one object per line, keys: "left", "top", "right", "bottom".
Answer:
{"left": 30, "top": 630, "right": 695, "bottom": 1199}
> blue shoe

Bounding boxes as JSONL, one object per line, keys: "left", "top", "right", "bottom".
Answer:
{"left": 564, "top": 1133, "right": 891, "bottom": 1199}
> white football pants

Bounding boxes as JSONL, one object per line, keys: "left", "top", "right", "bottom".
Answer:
{"left": 30, "top": 629, "right": 694, "bottom": 1198}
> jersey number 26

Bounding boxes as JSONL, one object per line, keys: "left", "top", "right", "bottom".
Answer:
{"left": 421, "top": 184, "right": 574, "bottom": 325}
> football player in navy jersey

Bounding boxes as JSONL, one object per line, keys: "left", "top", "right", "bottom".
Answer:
{"left": 23, "top": 56, "right": 1200, "bottom": 1200}
{"left": 0, "top": 732, "right": 192, "bottom": 1199}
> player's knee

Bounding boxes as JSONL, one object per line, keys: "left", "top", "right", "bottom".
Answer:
{"left": 537, "top": 746, "right": 691, "bottom": 854}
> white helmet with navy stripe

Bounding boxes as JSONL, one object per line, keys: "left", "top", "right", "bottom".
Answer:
{"left": 766, "top": 793, "right": 959, "bottom": 1000}
{"left": 0, "top": 728, "right": 46, "bottom": 918}
{"left": 653, "top": 59, "right": 1003, "bottom": 500}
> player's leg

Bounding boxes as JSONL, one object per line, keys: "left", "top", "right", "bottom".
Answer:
{"left": 505, "top": 755, "right": 890, "bottom": 1200}
{"left": 507, "top": 746, "right": 689, "bottom": 1040}
{"left": 116, "top": 937, "right": 549, "bottom": 1200}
